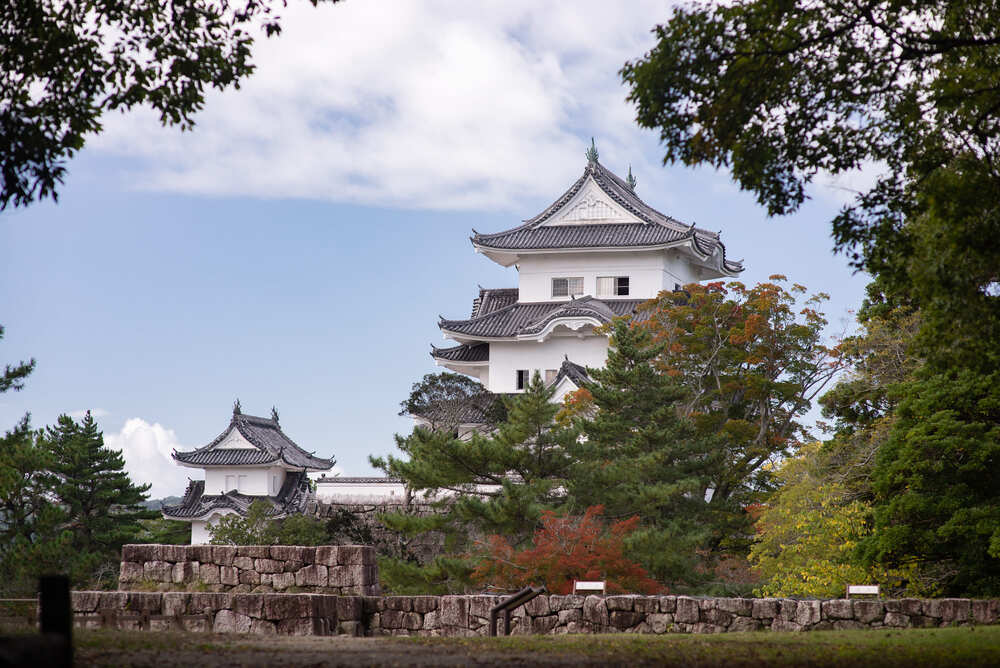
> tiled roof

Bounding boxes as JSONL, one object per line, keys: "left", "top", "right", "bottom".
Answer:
{"left": 316, "top": 476, "right": 404, "bottom": 484}
{"left": 471, "top": 160, "right": 742, "bottom": 274}
{"left": 471, "top": 288, "right": 519, "bottom": 318}
{"left": 552, "top": 358, "right": 591, "bottom": 387}
{"left": 440, "top": 296, "right": 643, "bottom": 339}
{"left": 161, "top": 471, "right": 311, "bottom": 520}
{"left": 174, "top": 448, "right": 278, "bottom": 467}
{"left": 172, "top": 412, "right": 334, "bottom": 471}
{"left": 430, "top": 342, "right": 489, "bottom": 363}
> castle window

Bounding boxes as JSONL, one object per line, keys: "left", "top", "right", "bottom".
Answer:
{"left": 598, "top": 276, "right": 629, "bottom": 296}
{"left": 552, "top": 277, "right": 583, "bottom": 297}
{"left": 516, "top": 369, "right": 529, "bottom": 390}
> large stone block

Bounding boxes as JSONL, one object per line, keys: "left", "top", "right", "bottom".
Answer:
{"left": 295, "top": 565, "right": 328, "bottom": 588}
{"left": 548, "top": 595, "right": 583, "bottom": 612}
{"left": 337, "top": 596, "right": 364, "bottom": 621}
{"left": 730, "top": 616, "right": 763, "bottom": 632}
{"left": 384, "top": 596, "right": 413, "bottom": 612}
{"left": 701, "top": 608, "right": 733, "bottom": 626}
{"left": 272, "top": 572, "right": 295, "bottom": 591}
{"left": 161, "top": 545, "right": 188, "bottom": 562}
{"left": 605, "top": 596, "right": 635, "bottom": 612}
{"left": 822, "top": 599, "right": 854, "bottom": 620}
{"left": 777, "top": 599, "right": 798, "bottom": 622}
{"left": 412, "top": 596, "right": 439, "bottom": 614}
{"left": 885, "top": 598, "right": 922, "bottom": 615}
{"left": 632, "top": 597, "right": 660, "bottom": 615}
{"left": 422, "top": 611, "right": 439, "bottom": 630}
{"left": 220, "top": 566, "right": 239, "bottom": 587}
{"left": 190, "top": 545, "right": 214, "bottom": 562}
{"left": 233, "top": 556, "right": 254, "bottom": 570}
{"left": 99, "top": 592, "right": 128, "bottom": 609}
{"left": 119, "top": 561, "right": 143, "bottom": 583}
{"left": 172, "top": 561, "right": 197, "bottom": 584}
{"left": 582, "top": 596, "right": 608, "bottom": 626}
{"left": 269, "top": 545, "right": 302, "bottom": 561}
{"left": 236, "top": 546, "right": 271, "bottom": 559}
{"left": 250, "top": 619, "right": 277, "bottom": 635}
{"left": 610, "top": 611, "right": 640, "bottom": 630}
{"left": 162, "top": 592, "right": 189, "bottom": 617}
{"left": 126, "top": 592, "right": 163, "bottom": 613}
{"left": 532, "top": 615, "right": 559, "bottom": 634}
{"left": 199, "top": 563, "right": 221, "bottom": 584}
{"left": 187, "top": 592, "right": 233, "bottom": 614}
{"left": 381, "top": 609, "right": 405, "bottom": 629}
{"left": 795, "top": 600, "right": 821, "bottom": 626}
{"left": 925, "top": 598, "right": 971, "bottom": 623}
{"left": 314, "top": 545, "right": 340, "bottom": 567}
{"left": 771, "top": 619, "right": 803, "bottom": 632}
{"left": 973, "top": 599, "right": 1000, "bottom": 625}
{"left": 239, "top": 569, "right": 261, "bottom": 586}
{"left": 263, "top": 594, "right": 320, "bottom": 620}
{"left": 853, "top": 600, "right": 884, "bottom": 624}
{"left": 212, "top": 545, "right": 237, "bottom": 566}
{"left": 717, "top": 598, "right": 754, "bottom": 616}
{"left": 122, "top": 544, "right": 157, "bottom": 563}
{"left": 143, "top": 560, "right": 173, "bottom": 582}
{"left": 674, "top": 597, "right": 700, "bottom": 624}
{"left": 231, "top": 594, "right": 263, "bottom": 618}
{"left": 647, "top": 613, "right": 672, "bottom": 634}
{"left": 524, "top": 595, "right": 550, "bottom": 616}
{"left": 439, "top": 596, "right": 469, "bottom": 628}
{"left": 338, "top": 545, "right": 376, "bottom": 566}
{"left": 403, "top": 612, "right": 424, "bottom": 630}
{"left": 255, "top": 558, "right": 284, "bottom": 574}
{"left": 72, "top": 592, "right": 101, "bottom": 613}
{"left": 658, "top": 596, "right": 677, "bottom": 613}
{"left": 329, "top": 565, "right": 369, "bottom": 587}
{"left": 277, "top": 617, "right": 326, "bottom": 636}
{"left": 752, "top": 598, "right": 779, "bottom": 619}
{"left": 213, "top": 610, "right": 252, "bottom": 634}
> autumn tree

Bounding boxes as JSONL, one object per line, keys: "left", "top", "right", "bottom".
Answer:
{"left": 1, "top": 0, "right": 342, "bottom": 209}
{"left": 472, "top": 506, "right": 661, "bottom": 595}
{"left": 635, "top": 278, "right": 841, "bottom": 530}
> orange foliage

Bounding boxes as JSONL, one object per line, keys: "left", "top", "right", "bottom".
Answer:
{"left": 470, "top": 506, "right": 663, "bottom": 595}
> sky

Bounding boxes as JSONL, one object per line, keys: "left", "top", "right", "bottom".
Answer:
{"left": 0, "top": 1, "right": 871, "bottom": 499}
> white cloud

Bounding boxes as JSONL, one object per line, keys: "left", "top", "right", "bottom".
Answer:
{"left": 104, "top": 418, "right": 194, "bottom": 499}
{"left": 92, "top": 1, "right": 677, "bottom": 211}
{"left": 68, "top": 408, "right": 109, "bottom": 419}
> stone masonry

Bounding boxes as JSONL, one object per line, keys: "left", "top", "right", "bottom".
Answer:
{"left": 77, "top": 590, "right": 1000, "bottom": 637}
{"left": 118, "top": 545, "right": 378, "bottom": 595}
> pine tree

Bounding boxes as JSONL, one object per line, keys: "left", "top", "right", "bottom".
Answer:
{"left": 570, "top": 318, "right": 718, "bottom": 587}
{"left": 371, "top": 374, "right": 577, "bottom": 593}
{"left": 42, "top": 411, "right": 154, "bottom": 583}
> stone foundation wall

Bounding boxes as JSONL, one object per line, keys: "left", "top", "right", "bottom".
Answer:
{"left": 118, "top": 545, "right": 378, "bottom": 595}
{"left": 77, "top": 591, "right": 1000, "bottom": 637}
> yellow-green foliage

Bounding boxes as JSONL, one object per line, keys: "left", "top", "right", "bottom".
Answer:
{"left": 749, "top": 443, "right": 902, "bottom": 598}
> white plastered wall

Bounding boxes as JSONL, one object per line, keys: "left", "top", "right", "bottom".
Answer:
{"left": 204, "top": 467, "right": 276, "bottom": 495}
{"left": 488, "top": 335, "right": 608, "bottom": 394}
{"left": 515, "top": 250, "right": 702, "bottom": 303}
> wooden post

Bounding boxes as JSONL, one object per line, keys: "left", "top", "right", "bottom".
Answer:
{"left": 38, "top": 575, "right": 73, "bottom": 668}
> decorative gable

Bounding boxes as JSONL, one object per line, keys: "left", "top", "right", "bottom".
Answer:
{"left": 543, "top": 178, "right": 640, "bottom": 226}
{"left": 215, "top": 428, "right": 255, "bottom": 450}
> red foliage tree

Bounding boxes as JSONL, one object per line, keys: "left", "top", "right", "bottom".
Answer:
{"left": 471, "top": 506, "right": 663, "bottom": 595}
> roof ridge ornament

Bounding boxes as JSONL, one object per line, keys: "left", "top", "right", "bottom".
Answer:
{"left": 271, "top": 406, "right": 280, "bottom": 425}
{"left": 233, "top": 398, "right": 242, "bottom": 415}
{"left": 585, "top": 137, "right": 599, "bottom": 164}
{"left": 626, "top": 164, "right": 637, "bottom": 191}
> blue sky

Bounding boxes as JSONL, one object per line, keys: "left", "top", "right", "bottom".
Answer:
{"left": 0, "top": 1, "right": 871, "bottom": 497}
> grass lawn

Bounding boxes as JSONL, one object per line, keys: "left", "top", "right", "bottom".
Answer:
{"left": 58, "top": 625, "right": 1000, "bottom": 667}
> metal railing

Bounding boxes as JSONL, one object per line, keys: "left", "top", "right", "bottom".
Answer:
{"left": 489, "top": 585, "right": 546, "bottom": 637}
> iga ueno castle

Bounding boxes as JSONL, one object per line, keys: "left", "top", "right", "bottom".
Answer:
{"left": 163, "top": 143, "right": 743, "bottom": 543}
{"left": 426, "top": 144, "right": 742, "bottom": 422}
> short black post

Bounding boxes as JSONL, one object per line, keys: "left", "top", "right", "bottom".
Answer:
{"left": 39, "top": 575, "right": 73, "bottom": 667}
